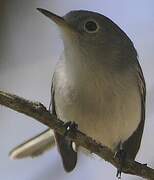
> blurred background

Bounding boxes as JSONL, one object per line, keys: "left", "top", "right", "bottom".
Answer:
{"left": 0, "top": 0, "right": 154, "bottom": 179}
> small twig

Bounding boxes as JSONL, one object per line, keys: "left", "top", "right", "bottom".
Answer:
{"left": 0, "top": 90, "right": 154, "bottom": 179}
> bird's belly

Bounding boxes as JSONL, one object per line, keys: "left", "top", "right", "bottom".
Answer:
{"left": 55, "top": 79, "right": 141, "bottom": 151}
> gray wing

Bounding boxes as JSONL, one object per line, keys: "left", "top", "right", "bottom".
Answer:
{"left": 123, "top": 61, "right": 146, "bottom": 160}
{"left": 50, "top": 75, "right": 77, "bottom": 172}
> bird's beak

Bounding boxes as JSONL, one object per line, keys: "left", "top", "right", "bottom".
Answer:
{"left": 37, "top": 8, "right": 78, "bottom": 35}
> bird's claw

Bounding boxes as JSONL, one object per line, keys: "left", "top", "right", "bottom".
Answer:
{"left": 115, "top": 149, "right": 127, "bottom": 179}
{"left": 63, "top": 121, "right": 78, "bottom": 137}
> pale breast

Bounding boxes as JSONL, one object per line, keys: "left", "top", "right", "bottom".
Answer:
{"left": 54, "top": 60, "right": 141, "bottom": 151}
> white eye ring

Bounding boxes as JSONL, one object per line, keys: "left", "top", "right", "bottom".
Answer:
{"left": 84, "top": 19, "right": 99, "bottom": 33}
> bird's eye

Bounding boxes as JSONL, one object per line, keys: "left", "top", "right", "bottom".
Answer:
{"left": 84, "top": 20, "right": 99, "bottom": 33}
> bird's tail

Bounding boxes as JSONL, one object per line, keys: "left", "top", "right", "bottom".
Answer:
{"left": 9, "top": 129, "right": 55, "bottom": 159}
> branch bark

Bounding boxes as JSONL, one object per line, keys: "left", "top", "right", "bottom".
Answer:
{"left": 0, "top": 90, "right": 153, "bottom": 179}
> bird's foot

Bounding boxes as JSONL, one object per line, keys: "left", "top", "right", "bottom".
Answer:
{"left": 63, "top": 121, "right": 78, "bottom": 138}
{"left": 115, "top": 149, "right": 127, "bottom": 179}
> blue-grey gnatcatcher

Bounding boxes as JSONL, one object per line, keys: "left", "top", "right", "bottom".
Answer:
{"left": 10, "top": 9, "right": 146, "bottom": 177}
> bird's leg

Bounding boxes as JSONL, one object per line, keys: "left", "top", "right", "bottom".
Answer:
{"left": 115, "top": 142, "right": 127, "bottom": 179}
{"left": 63, "top": 121, "right": 78, "bottom": 152}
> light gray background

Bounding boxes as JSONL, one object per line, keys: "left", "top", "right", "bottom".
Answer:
{"left": 0, "top": 0, "right": 154, "bottom": 179}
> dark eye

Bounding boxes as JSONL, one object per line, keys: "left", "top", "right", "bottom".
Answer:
{"left": 84, "top": 20, "right": 99, "bottom": 33}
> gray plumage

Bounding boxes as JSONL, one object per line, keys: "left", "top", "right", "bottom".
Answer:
{"left": 48, "top": 10, "right": 146, "bottom": 171}
{"left": 10, "top": 9, "right": 146, "bottom": 173}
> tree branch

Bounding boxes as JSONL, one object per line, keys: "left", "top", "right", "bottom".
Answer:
{"left": 0, "top": 90, "right": 153, "bottom": 179}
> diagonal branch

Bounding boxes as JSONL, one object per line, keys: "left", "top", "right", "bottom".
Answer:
{"left": 0, "top": 90, "right": 154, "bottom": 179}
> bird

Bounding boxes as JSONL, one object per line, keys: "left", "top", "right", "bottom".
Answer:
{"left": 10, "top": 9, "right": 146, "bottom": 178}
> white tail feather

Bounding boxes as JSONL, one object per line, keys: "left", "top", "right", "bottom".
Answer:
{"left": 9, "top": 129, "right": 55, "bottom": 159}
